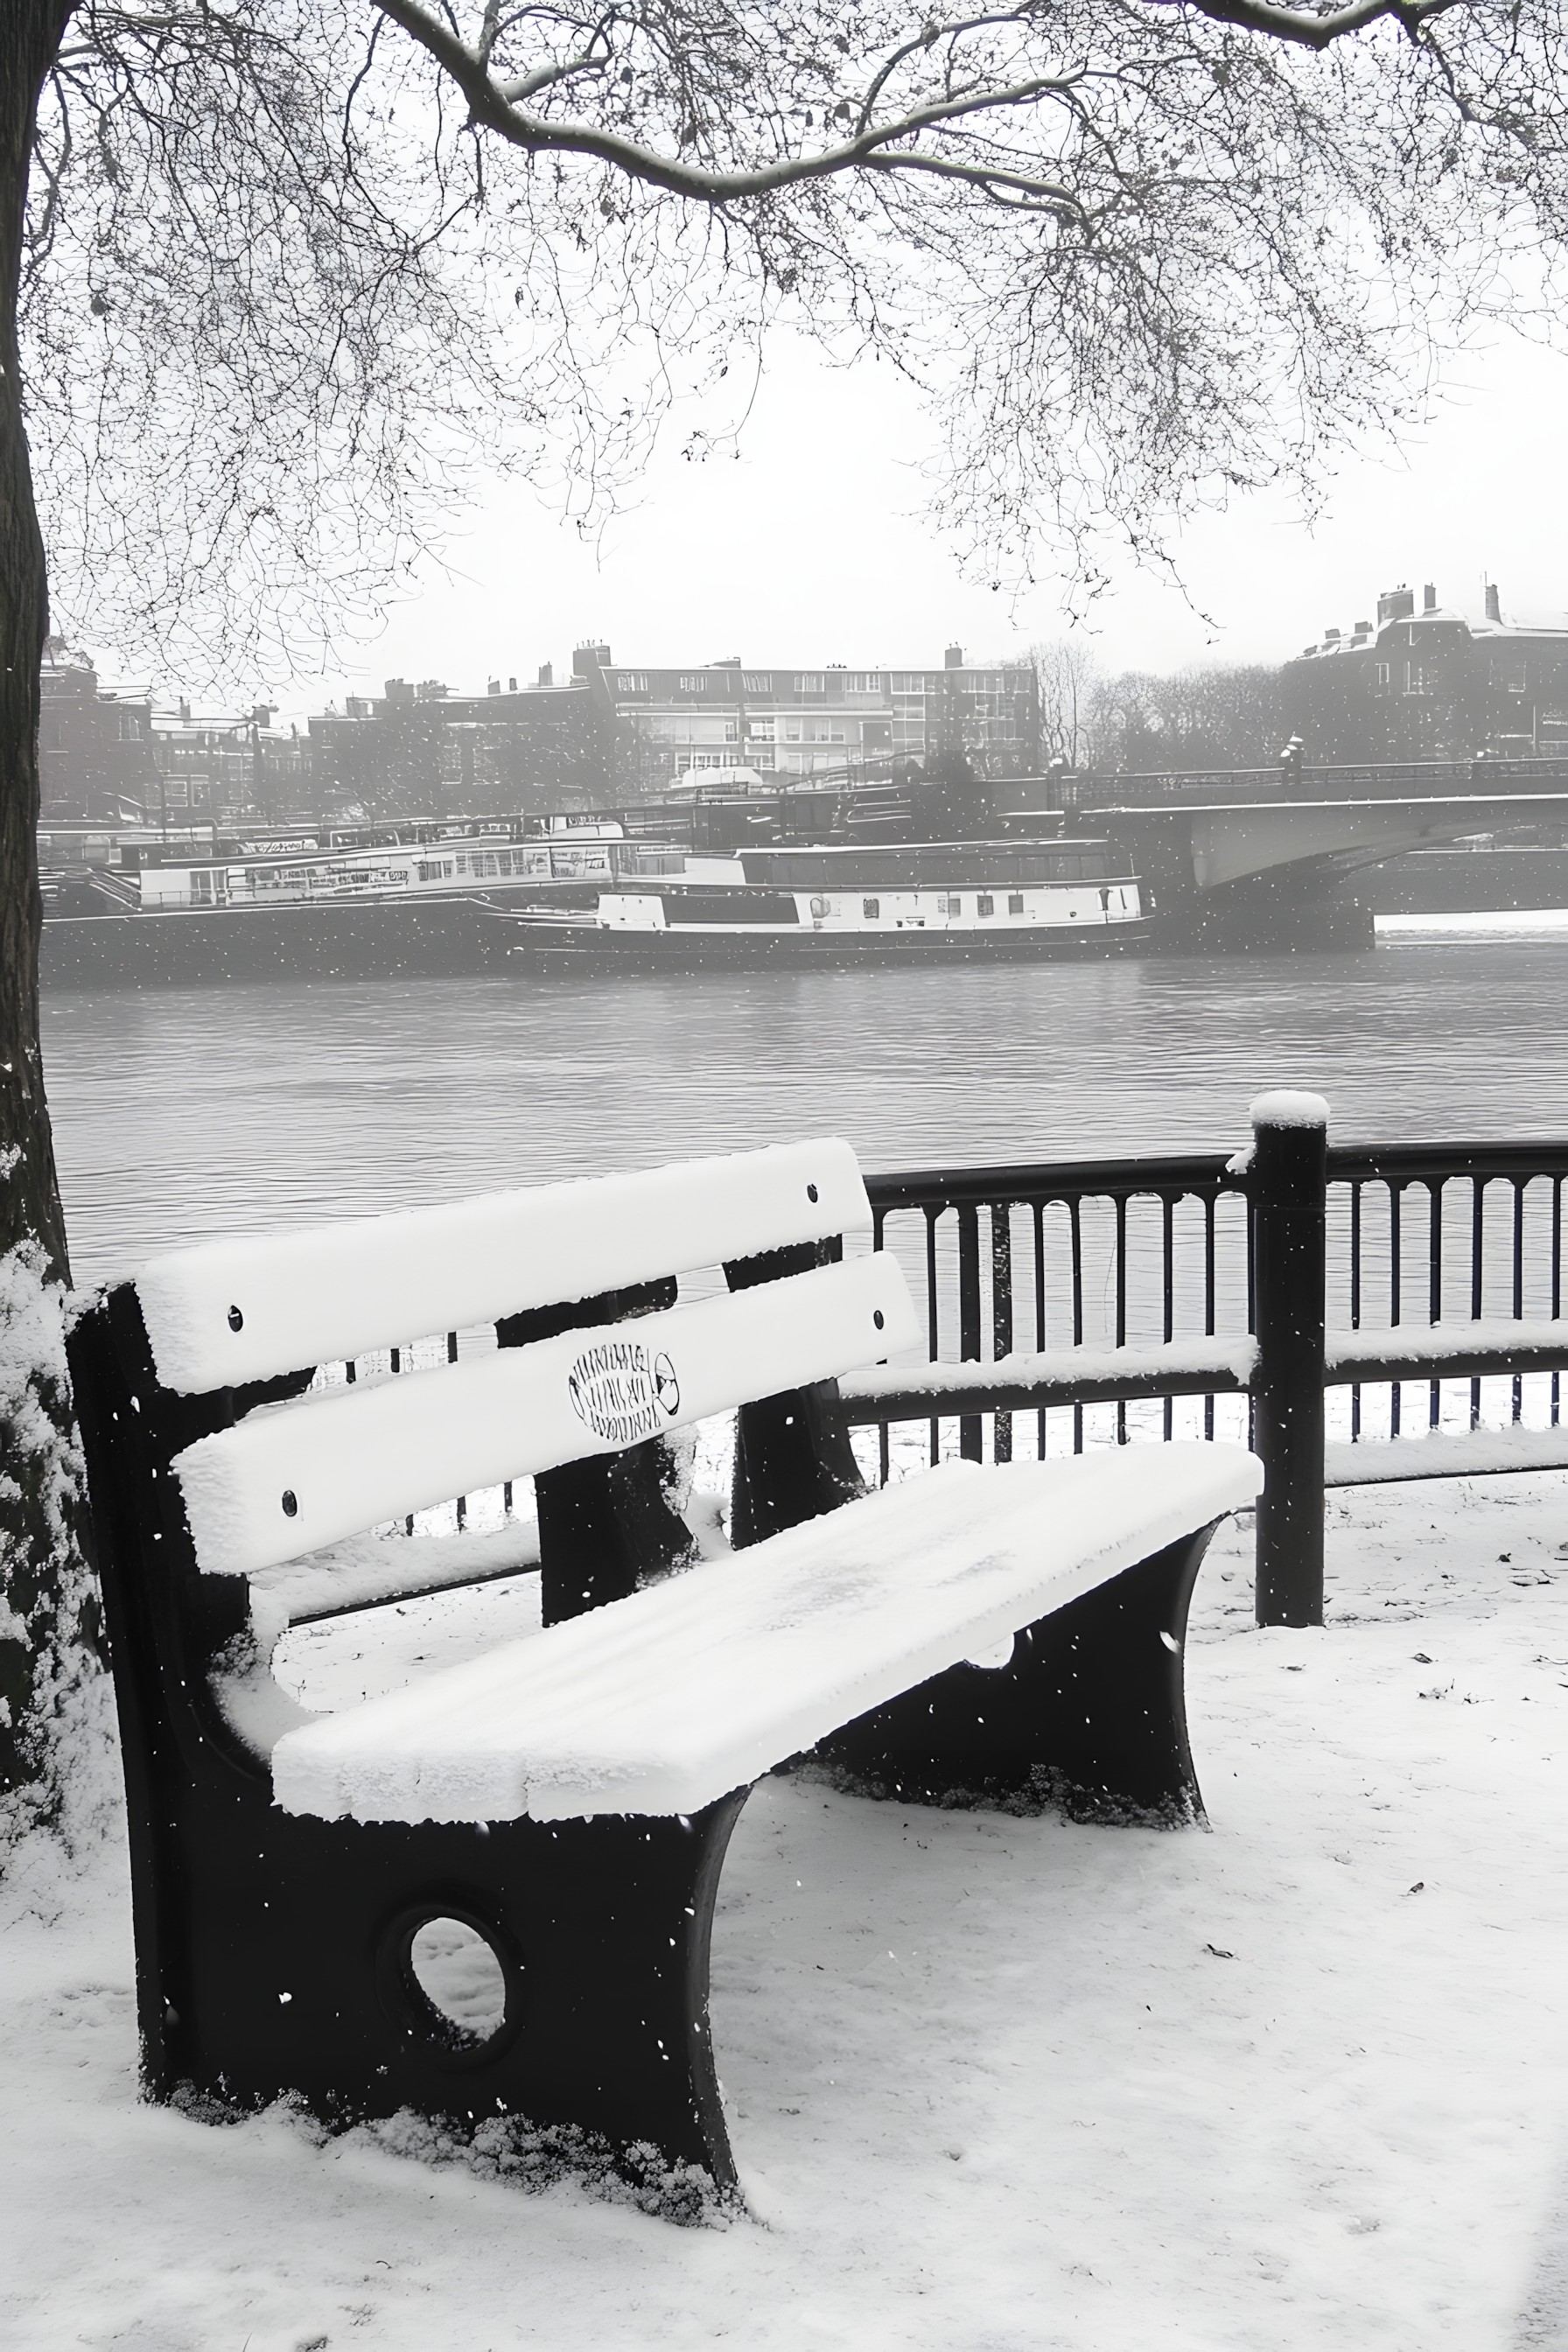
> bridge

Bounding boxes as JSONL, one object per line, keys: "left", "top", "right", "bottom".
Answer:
{"left": 991, "top": 757, "right": 1568, "bottom": 948}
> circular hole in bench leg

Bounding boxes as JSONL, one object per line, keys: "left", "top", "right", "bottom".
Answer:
{"left": 378, "top": 1904, "right": 522, "bottom": 2066}
{"left": 411, "top": 1917, "right": 508, "bottom": 2039}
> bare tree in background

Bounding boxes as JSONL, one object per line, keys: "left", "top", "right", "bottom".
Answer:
{"left": 1088, "top": 663, "right": 1284, "bottom": 772}
{"left": 1032, "top": 640, "right": 1102, "bottom": 768}
{"left": 5, "top": 0, "right": 1568, "bottom": 1832}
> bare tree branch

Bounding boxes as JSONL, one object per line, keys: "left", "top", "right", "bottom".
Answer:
{"left": 21, "top": 0, "right": 1568, "bottom": 679}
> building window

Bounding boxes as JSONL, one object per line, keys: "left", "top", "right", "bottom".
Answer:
{"left": 1506, "top": 667, "right": 1530, "bottom": 695}
{"left": 747, "top": 718, "right": 775, "bottom": 742}
{"left": 863, "top": 897, "right": 880, "bottom": 919}
{"left": 1007, "top": 892, "right": 1024, "bottom": 915}
{"left": 1404, "top": 664, "right": 1431, "bottom": 696}
{"left": 677, "top": 675, "right": 708, "bottom": 693}
{"left": 724, "top": 721, "right": 739, "bottom": 743}
{"left": 794, "top": 674, "right": 823, "bottom": 694}
{"left": 616, "top": 673, "right": 648, "bottom": 693}
{"left": 844, "top": 673, "right": 884, "bottom": 695}
{"left": 1373, "top": 662, "right": 1391, "bottom": 690}
{"left": 742, "top": 674, "right": 772, "bottom": 694}
{"left": 977, "top": 893, "right": 994, "bottom": 917}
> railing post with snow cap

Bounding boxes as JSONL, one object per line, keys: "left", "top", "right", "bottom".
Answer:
{"left": 1249, "top": 1090, "right": 1329, "bottom": 1628}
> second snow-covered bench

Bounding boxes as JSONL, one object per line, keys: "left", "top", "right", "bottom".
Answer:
{"left": 67, "top": 1138, "right": 1259, "bottom": 2195}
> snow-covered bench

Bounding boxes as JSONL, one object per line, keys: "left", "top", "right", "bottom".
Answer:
{"left": 66, "top": 1139, "right": 1260, "bottom": 2196}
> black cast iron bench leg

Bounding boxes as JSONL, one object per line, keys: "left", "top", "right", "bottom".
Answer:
{"left": 137, "top": 1747, "right": 752, "bottom": 2186}
{"left": 816, "top": 1526, "right": 1218, "bottom": 1823}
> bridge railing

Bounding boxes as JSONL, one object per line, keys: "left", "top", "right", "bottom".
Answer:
{"left": 1017, "top": 754, "right": 1568, "bottom": 809}
{"left": 851, "top": 1100, "right": 1568, "bottom": 1627}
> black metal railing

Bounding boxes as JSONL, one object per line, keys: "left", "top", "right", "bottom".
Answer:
{"left": 854, "top": 1106, "right": 1568, "bottom": 1627}
{"left": 857, "top": 1152, "right": 1252, "bottom": 1474}
{"left": 312, "top": 1105, "right": 1568, "bottom": 1634}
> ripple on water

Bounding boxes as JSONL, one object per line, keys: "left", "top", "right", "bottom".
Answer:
{"left": 39, "top": 940, "right": 1568, "bottom": 1278}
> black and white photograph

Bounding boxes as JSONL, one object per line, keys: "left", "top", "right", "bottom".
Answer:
{"left": 3, "top": 1, "right": 1568, "bottom": 2343}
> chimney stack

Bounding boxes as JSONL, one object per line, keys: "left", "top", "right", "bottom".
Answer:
{"left": 944, "top": 643, "right": 963, "bottom": 668}
{"left": 1485, "top": 581, "right": 1502, "bottom": 626}
{"left": 1424, "top": 584, "right": 1438, "bottom": 613}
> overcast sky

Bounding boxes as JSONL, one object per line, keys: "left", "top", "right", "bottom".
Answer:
{"left": 264, "top": 323, "right": 1565, "bottom": 725}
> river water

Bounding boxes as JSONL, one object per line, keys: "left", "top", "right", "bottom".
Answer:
{"left": 39, "top": 928, "right": 1568, "bottom": 1283}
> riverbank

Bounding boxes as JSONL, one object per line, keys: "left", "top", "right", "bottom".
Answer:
{"left": 4, "top": 1469, "right": 1565, "bottom": 2350}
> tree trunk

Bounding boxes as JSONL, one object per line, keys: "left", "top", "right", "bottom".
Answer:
{"left": 0, "top": 1, "right": 102, "bottom": 1844}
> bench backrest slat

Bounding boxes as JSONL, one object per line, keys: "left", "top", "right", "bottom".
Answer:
{"left": 175, "top": 1253, "right": 918, "bottom": 1578}
{"left": 136, "top": 1138, "right": 870, "bottom": 1395}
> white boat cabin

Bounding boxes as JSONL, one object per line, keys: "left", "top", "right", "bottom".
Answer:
{"left": 596, "top": 840, "right": 1141, "bottom": 934}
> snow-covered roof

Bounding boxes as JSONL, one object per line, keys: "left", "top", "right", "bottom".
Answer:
{"left": 1294, "top": 606, "right": 1568, "bottom": 660}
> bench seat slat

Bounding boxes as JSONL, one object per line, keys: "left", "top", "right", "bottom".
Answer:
{"left": 270, "top": 1445, "right": 1262, "bottom": 1825}
{"left": 174, "top": 1254, "right": 919, "bottom": 1578}
{"left": 136, "top": 1138, "right": 871, "bottom": 1394}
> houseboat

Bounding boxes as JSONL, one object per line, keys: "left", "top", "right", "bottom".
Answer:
{"left": 38, "top": 821, "right": 686, "bottom": 989}
{"left": 502, "top": 840, "right": 1147, "bottom": 970}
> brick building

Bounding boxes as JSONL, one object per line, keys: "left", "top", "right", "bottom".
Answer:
{"left": 39, "top": 640, "right": 156, "bottom": 817}
{"left": 576, "top": 644, "right": 1040, "bottom": 793}
{"left": 308, "top": 668, "right": 630, "bottom": 818}
{"left": 1281, "top": 582, "right": 1568, "bottom": 763}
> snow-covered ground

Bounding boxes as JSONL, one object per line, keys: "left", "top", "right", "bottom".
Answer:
{"left": 4, "top": 1472, "right": 1567, "bottom": 2351}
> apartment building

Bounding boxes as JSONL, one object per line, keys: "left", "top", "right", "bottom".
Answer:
{"left": 572, "top": 644, "right": 1040, "bottom": 790}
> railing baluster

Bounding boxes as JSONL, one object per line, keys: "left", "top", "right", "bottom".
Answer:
{"left": 1115, "top": 1192, "right": 1128, "bottom": 1446}
{"left": 1032, "top": 1200, "right": 1047, "bottom": 1460}
{"left": 1428, "top": 1179, "right": 1443, "bottom": 1431}
{"left": 1390, "top": 1181, "right": 1403, "bottom": 1439}
{"left": 1203, "top": 1193, "right": 1216, "bottom": 1442}
{"left": 1554, "top": 1178, "right": 1563, "bottom": 1430}
{"left": 1349, "top": 1178, "right": 1362, "bottom": 1443}
{"left": 1162, "top": 1194, "right": 1176, "bottom": 1441}
{"left": 874, "top": 1204, "right": 891, "bottom": 1486}
{"left": 991, "top": 1202, "right": 1013, "bottom": 1464}
{"left": 1513, "top": 1180, "right": 1526, "bottom": 1424}
{"left": 957, "top": 1202, "right": 983, "bottom": 1462}
{"left": 390, "top": 1344, "right": 414, "bottom": 1535}
{"left": 448, "top": 1329, "right": 466, "bottom": 1528}
{"left": 925, "top": 1205, "right": 941, "bottom": 1468}
{"left": 1471, "top": 1174, "right": 1485, "bottom": 1430}
{"left": 1069, "top": 1195, "right": 1085, "bottom": 1453}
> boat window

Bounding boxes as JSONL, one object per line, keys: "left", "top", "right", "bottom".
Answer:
{"left": 1008, "top": 892, "right": 1025, "bottom": 915}
{"left": 976, "top": 894, "right": 993, "bottom": 917}
{"left": 809, "top": 896, "right": 830, "bottom": 919}
{"left": 863, "top": 897, "right": 879, "bottom": 919}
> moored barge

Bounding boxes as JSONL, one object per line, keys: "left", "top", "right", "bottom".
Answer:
{"left": 502, "top": 840, "right": 1147, "bottom": 970}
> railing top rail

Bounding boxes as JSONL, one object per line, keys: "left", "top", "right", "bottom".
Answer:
{"left": 865, "top": 1137, "right": 1568, "bottom": 1214}
{"left": 864, "top": 1151, "right": 1242, "bottom": 1212}
{"left": 1326, "top": 1139, "right": 1568, "bottom": 1186}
